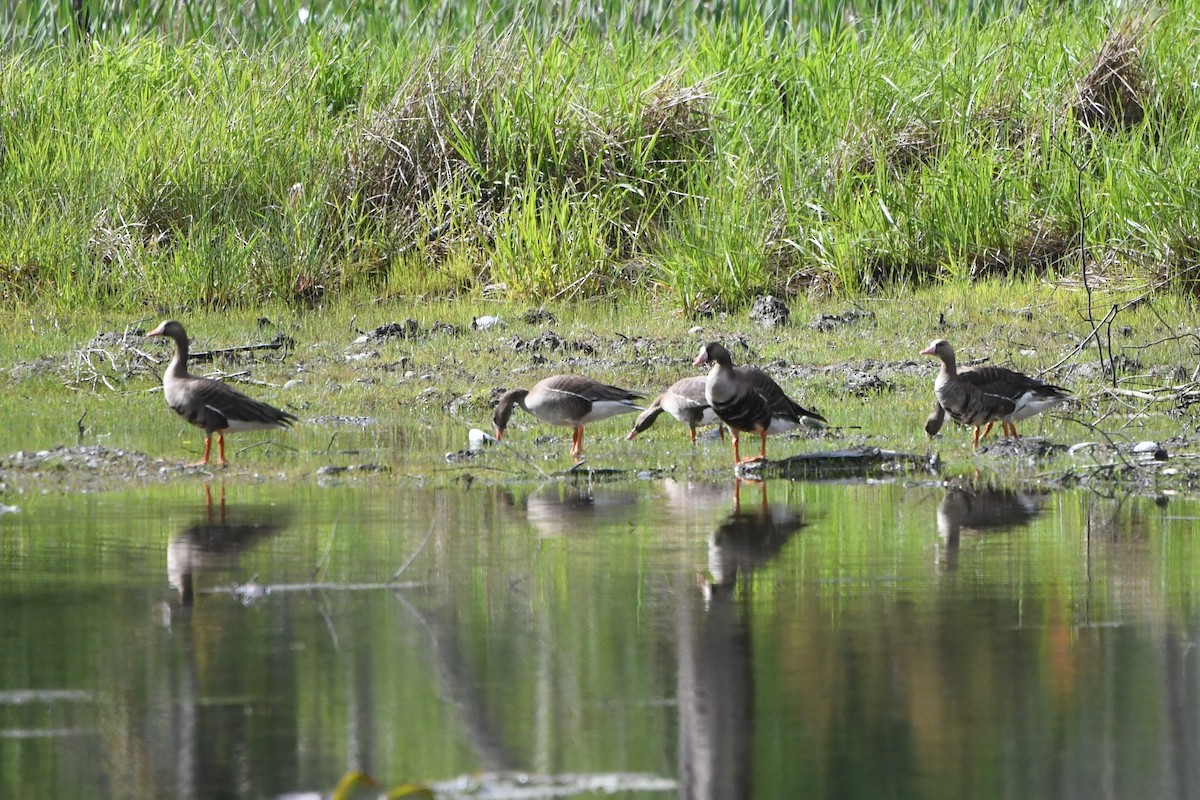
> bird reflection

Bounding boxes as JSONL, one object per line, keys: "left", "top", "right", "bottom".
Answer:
{"left": 168, "top": 482, "right": 291, "bottom": 606}
{"left": 518, "top": 482, "right": 641, "bottom": 538}
{"left": 680, "top": 478, "right": 806, "bottom": 800}
{"left": 705, "top": 478, "right": 806, "bottom": 599}
{"left": 936, "top": 484, "right": 1044, "bottom": 570}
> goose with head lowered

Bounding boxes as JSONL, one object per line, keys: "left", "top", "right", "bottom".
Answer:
{"left": 493, "top": 374, "right": 642, "bottom": 459}
{"left": 693, "top": 342, "right": 826, "bottom": 465}
{"left": 148, "top": 320, "right": 298, "bottom": 466}
{"left": 627, "top": 375, "right": 725, "bottom": 444}
{"left": 920, "top": 338, "right": 1070, "bottom": 449}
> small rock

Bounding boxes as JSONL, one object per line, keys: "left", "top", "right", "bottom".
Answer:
{"left": 283, "top": 379, "right": 305, "bottom": 390}
{"left": 468, "top": 428, "right": 495, "bottom": 451}
{"left": 845, "top": 372, "right": 890, "bottom": 397}
{"left": 472, "top": 316, "right": 506, "bottom": 331}
{"left": 749, "top": 294, "right": 790, "bottom": 329}
{"left": 356, "top": 320, "right": 419, "bottom": 343}
{"left": 1132, "top": 441, "right": 1168, "bottom": 460}
{"left": 345, "top": 351, "right": 378, "bottom": 363}
{"left": 522, "top": 308, "right": 557, "bottom": 325}
{"left": 810, "top": 309, "right": 875, "bottom": 332}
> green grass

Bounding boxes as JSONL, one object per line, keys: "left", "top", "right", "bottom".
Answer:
{"left": 1, "top": 281, "right": 1197, "bottom": 493}
{"left": 1, "top": 4, "right": 1200, "bottom": 312}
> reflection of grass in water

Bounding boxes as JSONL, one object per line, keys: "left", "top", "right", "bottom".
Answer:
{"left": 0, "top": 281, "right": 1196, "bottom": 488}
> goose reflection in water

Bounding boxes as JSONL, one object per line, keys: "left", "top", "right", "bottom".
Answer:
{"left": 705, "top": 478, "right": 807, "bottom": 599}
{"left": 517, "top": 482, "right": 641, "bottom": 538}
{"left": 680, "top": 478, "right": 807, "bottom": 800}
{"left": 936, "top": 484, "right": 1045, "bottom": 570}
{"left": 168, "top": 482, "right": 291, "bottom": 606}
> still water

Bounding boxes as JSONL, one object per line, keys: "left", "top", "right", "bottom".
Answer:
{"left": 1, "top": 476, "right": 1198, "bottom": 799}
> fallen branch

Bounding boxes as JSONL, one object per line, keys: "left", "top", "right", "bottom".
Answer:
{"left": 189, "top": 340, "right": 291, "bottom": 363}
{"left": 1100, "top": 387, "right": 1177, "bottom": 402}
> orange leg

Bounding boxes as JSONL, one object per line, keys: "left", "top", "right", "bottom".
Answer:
{"left": 731, "top": 430, "right": 742, "bottom": 464}
{"left": 216, "top": 432, "right": 229, "bottom": 467}
{"left": 736, "top": 430, "right": 767, "bottom": 464}
{"left": 689, "top": 426, "right": 698, "bottom": 445}
{"left": 1003, "top": 421, "right": 1020, "bottom": 439}
{"left": 570, "top": 426, "right": 585, "bottom": 459}
{"left": 972, "top": 422, "right": 995, "bottom": 450}
{"left": 193, "top": 435, "right": 213, "bottom": 466}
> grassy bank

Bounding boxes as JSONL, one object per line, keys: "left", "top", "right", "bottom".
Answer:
{"left": 1, "top": 282, "right": 1197, "bottom": 494}
{"left": 1, "top": 3, "right": 1199, "bottom": 312}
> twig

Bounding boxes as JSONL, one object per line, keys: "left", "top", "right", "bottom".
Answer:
{"left": 1064, "top": 416, "right": 1134, "bottom": 469}
{"left": 1100, "top": 387, "right": 1175, "bottom": 402}
{"left": 1042, "top": 305, "right": 1118, "bottom": 375}
{"left": 387, "top": 518, "right": 437, "bottom": 585}
{"left": 189, "top": 341, "right": 289, "bottom": 364}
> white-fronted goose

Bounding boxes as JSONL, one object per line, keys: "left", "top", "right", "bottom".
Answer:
{"left": 925, "top": 402, "right": 946, "bottom": 437}
{"left": 920, "top": 339, "right": 1070, "bottom": 449}
{"left": 148, "top": 320, "right": 298, "bottom": 466}
{"left": 627, "top": 376, "right": 725, "bottom": 444}
{"left": 492, "top": 374, "right": 642, "bottom": 459}
{"left": 693, "top": 342, "right": 827, "bottom": 465}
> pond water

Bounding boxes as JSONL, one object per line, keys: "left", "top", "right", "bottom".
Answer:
{"left": 2, "top": 476, "right": 1199, "bottom": 799}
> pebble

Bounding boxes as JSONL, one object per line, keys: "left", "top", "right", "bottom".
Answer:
{"left": 472, "top": 315, "right": 506, "bottom": 331}
{"left": 468, "top": 428, "right": 495, "bottom": 451}
{"left": 1133, "top": 441, "right": 1168, "bottom": 460}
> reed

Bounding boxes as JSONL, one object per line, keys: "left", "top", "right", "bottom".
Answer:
{"left": 0, "top": 3, "right": 1197, "bottom": 313}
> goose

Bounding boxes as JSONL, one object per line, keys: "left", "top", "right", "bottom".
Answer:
{"left": 920, "top": 339, "right": 1070, "bottom": 449}
{"left": 148, "top": 320, "right": 298, "bottom": 466}
{"left": 693, "top": 342, "right": 826, "bottom": 465}
{"left": 925, "top": 402, "right": 946, "bottom": 436}
{"left": 627, "top": 376, "right": 725, "bottom": 444}
{"left": 492, "top": 374, "right": 642, "bottom": 459}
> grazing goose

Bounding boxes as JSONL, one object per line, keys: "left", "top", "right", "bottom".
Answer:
{"left": 920, "top": 339, "right": 1070, "bottom": 449}
{"left": 627, "top": 376, "right": 725, "bottom": 444}
{"left": 925, "top": 402, "right": 946, "bottom": 437}
{"left": 492, "top": 374, "right": 642, "bottom": 459}
{"left": 148, "top": 320, "right": 298, "bottom": 466}
{"left": 693, "top": 342, "right": 826, "bottom": 465}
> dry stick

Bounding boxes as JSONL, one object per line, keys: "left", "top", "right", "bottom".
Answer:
{"left": 1065, "top": 416, "right": 1135, "bottom": 470}
{"left": 1042, "top": 305, "right": 1118, "bottom": 375}
{"left": 1059, "top": 141, "right": 1117, "bottom": 386}
{"left": 188, "top": 341, "right": 289, "bottom": 364}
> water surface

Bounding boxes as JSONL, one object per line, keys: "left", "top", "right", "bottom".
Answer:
{"left": 1, "top": 477, "right": 1198, "bottom": 799}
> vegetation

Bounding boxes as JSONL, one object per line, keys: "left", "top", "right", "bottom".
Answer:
{"left": 0, "top": 2, "right": 1198, "bottom": 313}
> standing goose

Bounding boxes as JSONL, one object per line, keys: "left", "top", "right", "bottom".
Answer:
{"left": 920, "top": 339, "right": 1070, "bottom": 449}
{"left": 148, "top": 320, "right": 298, "bottom": 466}
{"left": 627, "top": 376, "right": 725, "bottom": 444}
{"left": 693, "top": 342, "right": 827, "bottom": 465}
{"left": 492, "top": 375, "right": 642, "bottom": 459}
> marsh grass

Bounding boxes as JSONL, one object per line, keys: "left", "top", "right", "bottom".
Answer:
{"left": 2, "top": 280, "right": 1197, "bottom": 489}
{"left": 2, "top": 5, "right": 1200, "bottom": 312}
